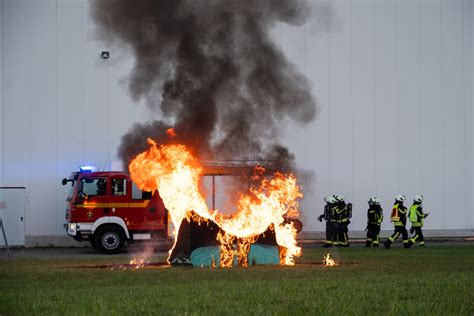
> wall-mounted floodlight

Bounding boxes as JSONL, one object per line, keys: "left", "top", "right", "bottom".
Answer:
{"left": 101, "top": 51, "right": 110, "bottom": 59}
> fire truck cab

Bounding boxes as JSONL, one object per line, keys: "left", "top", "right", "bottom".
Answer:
{"left": 62, "top": 167, "right": 168, "bottom": 254}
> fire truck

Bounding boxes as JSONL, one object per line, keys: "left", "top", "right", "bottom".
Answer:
{"left": 62, "top": 167, "right": 169, "bottom": 254}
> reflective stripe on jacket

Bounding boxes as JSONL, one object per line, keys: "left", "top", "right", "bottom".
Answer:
{"left": 367, "top": 205, "right": 383, "bottom": 226}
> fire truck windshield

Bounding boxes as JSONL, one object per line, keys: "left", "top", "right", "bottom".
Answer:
{"left": 66, "top": 183, "right": 75, "bottom": 202}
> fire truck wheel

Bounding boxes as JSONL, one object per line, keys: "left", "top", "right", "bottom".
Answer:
{"left": 95, "top": 226, "right": 125, "bottom": 254}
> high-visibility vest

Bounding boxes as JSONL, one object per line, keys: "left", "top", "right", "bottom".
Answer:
{"left": 391, "top": 203, "right": 407, "bottom": 226}
{"left": 391, "top": 204, "right": 400, "bottom": 222}
{"left": 409, "top": 204, "right": 424, "bottom": 227}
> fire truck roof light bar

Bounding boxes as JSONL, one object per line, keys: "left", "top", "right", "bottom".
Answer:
{"left": 79, "top": 166, "right": 96, "bottom": 173}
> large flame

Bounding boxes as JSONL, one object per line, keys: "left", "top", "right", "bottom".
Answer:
{"left": 129, "top": 138, "right": 303, "bottom": 266}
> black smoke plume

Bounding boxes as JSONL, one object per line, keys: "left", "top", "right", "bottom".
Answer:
{"left": 91, "top": 0, "right": 319, "bottom": 171}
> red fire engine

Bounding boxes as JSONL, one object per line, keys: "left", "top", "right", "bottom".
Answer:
{"left": 62, "top": 167, "right": 169, "bottom": 254}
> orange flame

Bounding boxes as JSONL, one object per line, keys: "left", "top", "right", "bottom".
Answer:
{"left": 129, "top": 138, "right": 303, "bottom": 266}
{"left": 322, "top": 253, "right": 338, "bottom": 266}
{"left": 129, "top": 258, "right": 148, "bottom": 269}
{"left": 217, "top": 231, "right": 236, "bottom": 268}
{"left": 166, "top": 128, "right": 177, "bottom": 138}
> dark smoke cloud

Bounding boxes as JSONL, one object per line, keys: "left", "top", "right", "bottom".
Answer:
{"left": 91, "top": 0, "right": 320, "bottom": 169}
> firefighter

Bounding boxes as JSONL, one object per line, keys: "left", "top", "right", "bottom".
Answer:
{"left": 318, "top": 195, "right": 336, "bottom": 248}
{"left": 366, "top": 197, "right": 383, "bottom": 247}
{"left": 384, "top": 194, "right": 411, "bottom": 249}
{"left": 408, "top": 194, "right": 429, "bottom": 247}
{"left": 333, "top": 194, "right": 351, "bottom": 247}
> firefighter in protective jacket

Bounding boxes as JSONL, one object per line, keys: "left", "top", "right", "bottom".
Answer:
{"left": 384, "top": 194, "right": 411, "bottom": 249}
{"left": 333, "top": 194, "right": 351, "bottom": 247}
{"left": 366, "top": 197, "right": 383, "bottom": 247}
{"left": 408, "top": 194, "right": 428, "bottom": 247}
{"left": 318, "top": 195, "right": 336, "bottom": 248}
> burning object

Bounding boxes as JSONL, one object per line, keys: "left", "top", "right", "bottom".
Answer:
{"left": 168, "top": 211, "right": 285, "bottom": 267}
{"left": 128, "top": 258, "right": 149, "bottom": 269}
{"left": 322, "top": 253, "right": 338, "bottom": 267}
{"left": 129, "top": 139, "right": 303, "bottom": 267}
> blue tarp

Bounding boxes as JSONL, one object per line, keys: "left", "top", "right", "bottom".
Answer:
{"left": 190, "top": 244, "right": 280, "bottom": 267}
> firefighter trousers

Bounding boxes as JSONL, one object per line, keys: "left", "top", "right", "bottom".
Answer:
{"left": 325, "top": 222, "right": 336, "bottom": 246}
{"left": 366, "top": 224, "right": 380, "bottom": 247}
{"left": 410, "top": 227, "right": 425, "bottom": 246}
{"left": 336, "top": 223, "right": 349, "bottom": 246}
{"left": 385, "top": 226, "right": 409, "bottom": 248}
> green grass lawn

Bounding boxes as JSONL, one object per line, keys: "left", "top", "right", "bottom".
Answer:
{"left": 1, "top": 244, "right": 473, "bottom": 315}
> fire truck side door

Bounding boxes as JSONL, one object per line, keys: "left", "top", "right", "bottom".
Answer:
{"left": 128, "top": 182, "right": 166, "bottom": 232}
{"left": 110, "top": 177, "right": 129, "bottom": 221}
{"left": 78, "top": 177, "right": 109, "bottom": 221}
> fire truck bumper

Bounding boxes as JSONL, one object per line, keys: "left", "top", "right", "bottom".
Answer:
{"left": 65, "top": 222, "right": 93, "bottom": 240}
{"left": 66, "top": 223, "right": 77, "bottom": 236}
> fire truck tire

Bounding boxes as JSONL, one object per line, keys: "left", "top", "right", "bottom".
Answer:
{"left": 95, "top": 225, "right": 125, "bottom": 254}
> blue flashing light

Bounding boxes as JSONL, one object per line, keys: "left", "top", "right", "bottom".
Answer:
{"left": 79, "top": 166, "right": 96, "bottom": 173}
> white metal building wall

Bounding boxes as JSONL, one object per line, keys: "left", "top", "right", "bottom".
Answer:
{"left": 280, "top": 0, "right": 474, "bottom": 232}
{"left": 0, "top": 0, "right": 473, "bottom": 238}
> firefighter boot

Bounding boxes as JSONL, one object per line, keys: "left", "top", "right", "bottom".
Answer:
{"left": 366, "top": 240, "right": 372, "bottom": 247}
{"left": 373, "top": 234, "right": 380, "bottom": 247}
{"left": 383, "top": 240, "right": 391, "bottom": 249}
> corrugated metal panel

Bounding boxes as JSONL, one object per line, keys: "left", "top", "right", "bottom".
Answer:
{"left": 419, "top": 0, "right": 444, "bottom": 231}
{"left": 29, "top": 0, "right": 57, "bottom": 236}
{"left": 56, "top": 0, "right": 85, "bottom": 235}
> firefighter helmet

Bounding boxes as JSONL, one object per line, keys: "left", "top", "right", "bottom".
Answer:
{"left": 395, "top": 194, "right": 406, "bottom": 202}
{"left": 333, "top": 194, "right": 344, "bottom": 202}
{"left": 326, "top": 196, "right": 336, "bottom": 204}
{"left": 369, "top": 197, "right": 381, "bottom": 205}
{"left": 324, "top": 195, "right": 331, "bottom": 203}
{"left": 414, "top": 194, "right": 424, "bottom": 203}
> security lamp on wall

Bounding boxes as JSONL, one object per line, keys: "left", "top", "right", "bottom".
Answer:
{"left": 101, "top": 51, "right": 110, "bottom": 59}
